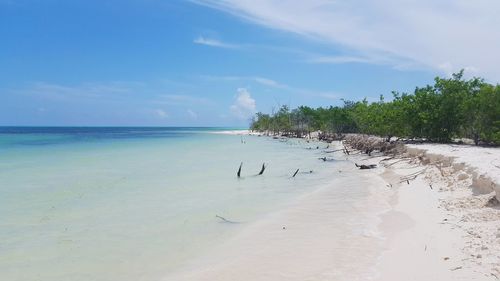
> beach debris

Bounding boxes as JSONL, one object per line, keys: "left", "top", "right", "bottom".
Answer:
{"left": 237, "top": 162, "right": 243, "bottom": 178}
{"left": 341, "top": 144, "right": 350, "bottom": 155}
{"left": 398, "top": 168, "right": 427, "bottom": 183}
{"left": 325, "top": 148, "right": 345, "bottom": 153}
{"left": 444, "top": 257, "right": 450, "bottom": 261}
{"left": 292, "top": 169, "right": 300, "bottom": 177}
{"left": 319, "top": 157, "right": 335, "bottom": 162}
{"left": 215, "top": 215, "right": 240, "bottom": 224}
{"left": 450, "top": 266, "right": 463, "bottom": 271}
{"left": 380, "top": 156, "right": 395, "bottom": 162}
{"left": 355, "top": 163, "right": 377, "bottom": 169}
{"left": 258, "top": 163, "right": 266, "bottom": 175}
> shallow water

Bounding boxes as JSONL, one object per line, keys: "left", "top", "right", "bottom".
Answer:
{"left": 0, "top": 128, "right": 358, "bottom": 281}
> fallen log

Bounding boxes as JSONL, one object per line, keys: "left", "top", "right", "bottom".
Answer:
{"left": 355, "top": 163, "right": 377, "bottom": 169}
{"left": 292, "top": 168, "right": 300, "bottom": 177}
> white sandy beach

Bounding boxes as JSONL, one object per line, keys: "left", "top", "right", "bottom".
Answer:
{"left": 164, "top": 137, "right": 500, "bottom": 280}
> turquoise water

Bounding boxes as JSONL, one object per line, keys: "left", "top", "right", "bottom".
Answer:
{"left": 0, "top": 127, "right": 346, "bottom": 281}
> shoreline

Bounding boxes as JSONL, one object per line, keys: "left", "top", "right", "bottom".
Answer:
{"left": 163, "top": 147, "right": 391, "bottom": 280}
{"left": 169, "top": 132, "right": 500, "bottom": 280}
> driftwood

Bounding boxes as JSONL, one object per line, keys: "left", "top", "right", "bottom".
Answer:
{"left": 343, "top": 146, "right": 350, "bottom": 155}
{"left": 324, "top": 149, "right": 345, "bottom": 153}
{"left": 383, "top": 157, "right": 413, "bottom": 167}
{"left": 237, "top": 162, "right": 242, "bottom": 178}
{"left": 215, "top": 215, "right": 240, "bottom": 224}
{"left": 379, "top": 157, "right": 395, "bottom": 162}
{"left": 319, "top": 157, "right": 335, "bottom": 162}
{"left": 398, "top": 168, "right": 427, "bottom": 183}
{"left": 355, "top": 163, "right": 377, "bottom": 169}
{"left": 258, "top": 163, "right": 266, "bottom": 175}
{"left": 292, "top": 168, "right": 300, "bottom": 177}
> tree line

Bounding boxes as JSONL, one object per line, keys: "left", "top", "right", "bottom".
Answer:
{"left": 250, "top": 71, "right": 500, "bottom": 145}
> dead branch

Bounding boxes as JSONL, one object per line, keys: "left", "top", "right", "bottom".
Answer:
{"left": 216, "top": 215, "right": 240, "bottom": 224}
{"left": 258, "top": 163, "right": 266, "bottom": 175}
{"left": 237, "top": 162, "right": 242, "bottom": 178}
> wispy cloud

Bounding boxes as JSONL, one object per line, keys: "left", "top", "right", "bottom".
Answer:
{"left": 195, "top": 33, "right": 381, "bottom": 67}
{"left": 202, "top": 75, "right": 343, "bottom": 100}
{"left": 253, "top": 77, "right": 288, "bottom": 89}
{"left": 193, "top": 36, "right": 239, "bottom": 49}
{"left": 187, "top": 109, "right": 198, "bottom": 119}
{"left": 154, "top": 94, "right": 213, "bottom": 106}
{"left": 155, "top": 109, "right": 168, "bottom": 119}
{"left": 201, "top": 75, "right": 289, "bottom": 89}
{"left": 192, "top": 0, "right": 500, "bottom": 80}
{"left": 17, "top": 81, "right": 137, "bottom": 101}
{"left": 306, "top": 55, "right": 379, "bottom": 65}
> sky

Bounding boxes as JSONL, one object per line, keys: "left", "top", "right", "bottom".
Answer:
{"left": 1, "top": 0, "right": 499, "bottom": 126}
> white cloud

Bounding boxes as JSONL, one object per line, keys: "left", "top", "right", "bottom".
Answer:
{"left": 193, "top": 0, "right": 500, "bottom": 80}
{"left": 193, "top": 36, "right": 239, "bottom": 49}
{"left": 230, "top": 88, "right": 256, "bottom": 119}
{"left": 187, "top": 109, "right": 198, "bottom": 119}
{"left": 155, "top": 109, "right": 168, "bottom": 118}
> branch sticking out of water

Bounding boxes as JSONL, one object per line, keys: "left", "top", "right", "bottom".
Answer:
{"left": 216, "top": 215, "right": 240, "bottom": 224}
{"left": 258, "top": 163, "right": 266, "bottom": 175}
{"left": 237, "top": 162, "right": 242, "bottom": 178}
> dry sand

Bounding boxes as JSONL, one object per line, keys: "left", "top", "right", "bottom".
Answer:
{"left": 353, "top": 141, "right": 500, "bottom": 280}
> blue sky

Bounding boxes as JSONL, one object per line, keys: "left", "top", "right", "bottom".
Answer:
{"left": 1, "top": 0, "right": 498, "bottom": 126}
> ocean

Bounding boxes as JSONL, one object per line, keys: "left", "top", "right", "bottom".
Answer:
{"left": 0, "top": 127, "right": 382, "bottom": 281}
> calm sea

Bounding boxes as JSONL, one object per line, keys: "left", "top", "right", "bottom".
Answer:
{"left": 0, "top": 127, "right": 357, "bottom": 281}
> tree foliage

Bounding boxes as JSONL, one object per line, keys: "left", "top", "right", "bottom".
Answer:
{"left": 250, "top": 71, "right": 500, "bottom": 145}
